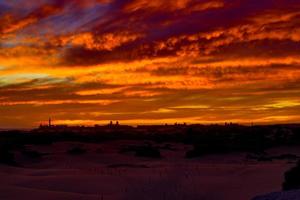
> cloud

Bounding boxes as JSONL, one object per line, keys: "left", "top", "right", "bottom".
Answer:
{"left": 122, "top": 0, "right": 224, "bottom": 13}
{"left": 70, "top": 31, "right": 143, "bottom": 51}
{"left": 1, "top": 0, "right": 300, "bottom": 127}
{"left": 0, "top": 4, "right": 63, "bottom": 35}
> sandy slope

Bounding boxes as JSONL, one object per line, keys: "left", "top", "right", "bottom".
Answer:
{"left": 253, "top": 190, "right": 300, "bottom": 200}
{"left": 0, "top": 141, "right": 296, "bottom": 200}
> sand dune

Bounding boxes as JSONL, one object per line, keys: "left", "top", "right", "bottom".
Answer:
{"left": 0, "top": 141, "right": 295, "bottom": 200}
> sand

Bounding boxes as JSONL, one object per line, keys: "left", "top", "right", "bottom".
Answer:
{"left": 253, "top": 190, "right": 300, "bottom": 200}
{"left": 0, "top": 141, "right": 296, "bottom": 200}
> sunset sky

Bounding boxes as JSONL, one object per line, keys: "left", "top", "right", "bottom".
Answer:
{"left": 0, "top": 0, "right": 300, "bottom": 128}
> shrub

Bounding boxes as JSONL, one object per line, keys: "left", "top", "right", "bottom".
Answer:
{"left": 283, "top": 161, "right": 300, "bottom": 190}
{"left": 67, "top": 147, "right": 86, "bottom": 155}
{"left": 0, "top": 148, "right": 16, "bottom": 166}
{"left": 274, "top": 154, "right": 298, "bottom": 160}
{"left": 21, "top": 149, "right": 43, "bottom": 159}
{"left": 135, "top": 145, "right": 161, "bottom": 158}
{"left": 160, "top": 144, "right": 176, "bottom": 151}
{"left": 185, "top": 143, "right": 230, "bottom": 158}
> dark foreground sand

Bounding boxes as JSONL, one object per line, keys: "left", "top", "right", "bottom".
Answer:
{"left": 0, "top": 141, "right": 297, "bottom": 200}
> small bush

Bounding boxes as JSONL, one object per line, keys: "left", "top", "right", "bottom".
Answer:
{"left": 0, "top": 148, "right": 16, "bottom": 166}
{"left": 257, "top": 156, "right": 273, "bottom": 162}
{"left": 21, "top": 149, "right": 43, "bottom": 159}
{"left": 95, "top": 148, "right": 103, "bottom": 154}
{"left": 160, "top": 144, "right": 176, "bottom": 151}
{"left": 135, "top": 145, "right": 161, "bottom": 158}
{"left": 67, "top": 147, "right": 86, "bottom": 155}
{"left": 121, "top": 144, "right": 161, "bottom": 158}
{"left": 107, "top": 164, "right": 149, "bottom": 168}
{"left": 274, "top": 154, "right": 298, "bottom": 160}
{"left": 119, "top": 145, "right": 139, "bottom": 153}
{"left": 283, "top": 161, "right": 300, "bottom": 190}
{"left": 185, "top": 143, "right": 229, "bottom": 158}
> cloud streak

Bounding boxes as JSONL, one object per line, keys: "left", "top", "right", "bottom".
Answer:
{"left": 0, "top": 0, "right": 300, "bottom": 127}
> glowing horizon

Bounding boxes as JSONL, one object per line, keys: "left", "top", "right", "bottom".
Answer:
{"left": 1, "top": 0, "right": 300, "bottom": 128}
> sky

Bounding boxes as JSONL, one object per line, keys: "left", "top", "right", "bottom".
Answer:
{"left": 0, "top": 0, "right": 300, "bottom": 128}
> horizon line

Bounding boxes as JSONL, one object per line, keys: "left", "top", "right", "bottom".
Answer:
{"left": 1, "top": 122, "right": 300, "bottom": 131}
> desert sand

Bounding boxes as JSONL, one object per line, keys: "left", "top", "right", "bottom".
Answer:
{"left": 0, "top": 141, "right": 296, "bottom": 200}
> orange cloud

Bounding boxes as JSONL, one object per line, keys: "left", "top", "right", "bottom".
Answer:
{"left": 123, "top": 0, "right": 224, "bottom": 13}
{"left": 70, "top": 31, "right": 142, "bottom": 51}
{"left": 0, "top": 4, "right": 62, "bottom": 34}
{"left": 1, "top": 0, "right": 300, "bottom": 128}
{"left": 123, "top": 0, "right": 191, "bottom": 12}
